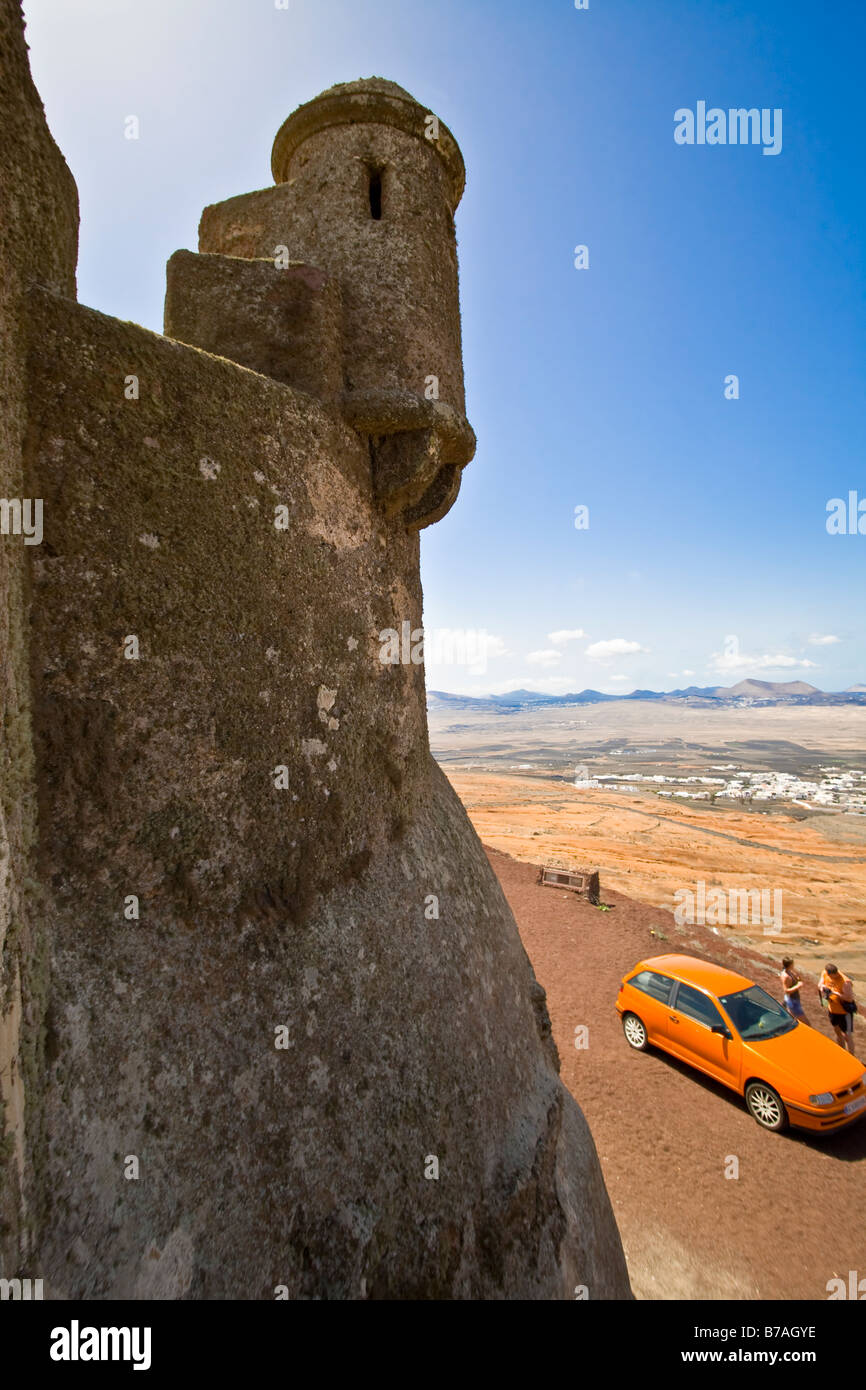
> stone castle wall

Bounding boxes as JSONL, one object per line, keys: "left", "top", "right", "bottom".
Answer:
{"left": 1, "top": 1, "right": 631, "bottom": 1298}
{"left": 0, "top": 0, "right": 78, "bottom": 1276}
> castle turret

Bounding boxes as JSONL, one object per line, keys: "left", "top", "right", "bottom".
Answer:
{"left": 166, "top": 78, "right": 475, "bottom": 529}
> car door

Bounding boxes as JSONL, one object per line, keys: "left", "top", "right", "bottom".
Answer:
{"left": 625, "top": 969, "right": 676, "bottom": 1042}
{"left": 665, "top": 981, "right": 742, "bottom": 1089}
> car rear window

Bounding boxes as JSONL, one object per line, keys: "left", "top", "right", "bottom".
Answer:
{"left": 629, "top": 970, "right": 674, "bottom": 1004}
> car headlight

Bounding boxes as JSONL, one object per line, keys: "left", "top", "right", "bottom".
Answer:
{"left": 809, "top": 1092, "right": 835, "bottom": 1107}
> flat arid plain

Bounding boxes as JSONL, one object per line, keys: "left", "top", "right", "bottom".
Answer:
{"left": 430, "top": 702, "right": 866, "bottom": 979}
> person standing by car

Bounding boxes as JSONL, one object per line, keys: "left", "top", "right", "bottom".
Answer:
{"left": 780, "top": 957, "right": 811, "bottom": 1025}
{"left": 818, "top": 964, "right": 858, "bottom": 1055}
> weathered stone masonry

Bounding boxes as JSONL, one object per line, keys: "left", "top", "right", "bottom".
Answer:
{"left": 0, "top": 0, "right": 79, "bottom": 1276}
{"left": 1, "top": 2, "right": 631, "bottom": 1298}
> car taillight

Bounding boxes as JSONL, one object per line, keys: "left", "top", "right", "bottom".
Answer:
{"left": 617, "top": 982, "right": 624, "bottom": 994}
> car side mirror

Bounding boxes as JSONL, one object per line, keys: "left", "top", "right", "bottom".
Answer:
{"left": 712, "top": 1024, "right": 732, "bottom": 1039}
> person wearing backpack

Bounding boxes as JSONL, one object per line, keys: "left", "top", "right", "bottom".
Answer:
{"left": 818, "top": 963, "right": 859, "bottom": 1055}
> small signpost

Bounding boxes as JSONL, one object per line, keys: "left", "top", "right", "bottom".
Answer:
{"left": 537, "top": 864, "right": 600, "bottom": 904}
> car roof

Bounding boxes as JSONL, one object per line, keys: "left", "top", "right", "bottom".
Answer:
{"left": 634, "top": 953, "right": 754, "bottom": 995}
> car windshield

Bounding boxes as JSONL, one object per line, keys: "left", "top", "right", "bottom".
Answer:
{"left": 718, "top": 985, "right": 798, "bottom": 1040}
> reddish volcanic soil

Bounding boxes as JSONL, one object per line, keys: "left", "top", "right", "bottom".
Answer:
{"left": 486, "top": 846, "right": 866, "bottom": 1301}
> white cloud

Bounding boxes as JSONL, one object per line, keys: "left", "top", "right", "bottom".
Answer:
{"left": 585, "top": 638, "right": 648, "bottom": 664}
{"left": 526, "top": 649, "right": 562, "bottom": 667}
{"left": 710, "top": 650, "right": 819, "bottom": 672}
{"left": 610, "top": 674, "right": 629, "bottom": 682}
{"left": 547, "top": 628, "right": 586, "bottom": 646}
{"left": 808, "top": 634, "right": 840, "bottom": 646}
{"left": 483, "top": 634, "right": 509, "bottom": 659}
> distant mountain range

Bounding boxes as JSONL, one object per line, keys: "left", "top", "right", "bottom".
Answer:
{"left": 428, "top": 679, "right": 866, "bottom": 711}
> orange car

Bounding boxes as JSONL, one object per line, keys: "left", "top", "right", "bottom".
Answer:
{"left": 616, "top": 953, "right": 865, "bottom": 1133}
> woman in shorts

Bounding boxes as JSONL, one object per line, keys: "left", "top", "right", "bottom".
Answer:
{"left": 780, "top": 957, "right": 811, "bottom": 1025}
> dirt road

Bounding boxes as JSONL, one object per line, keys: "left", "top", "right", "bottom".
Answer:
{"left": 487, "top": 846, "right": 866, "bottom": 1301}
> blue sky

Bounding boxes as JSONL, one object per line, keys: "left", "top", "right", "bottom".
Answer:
{"left": 22, "top": 0, "right": 865, "bottom": 694}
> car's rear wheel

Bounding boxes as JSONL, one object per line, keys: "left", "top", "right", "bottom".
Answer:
{"left": 745, "top": 1081, "right": 788, "bottom": 1132}
{"left": 622, "top": 1012, "right": 649, "bottom": 1051}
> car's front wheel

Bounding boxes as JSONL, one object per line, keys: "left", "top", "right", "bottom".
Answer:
{"left": 745, "top": 1081, "right": 788, "bottom": 1132}
{"left": 622, "top": 1012, "right": 649, "bottom": 1051}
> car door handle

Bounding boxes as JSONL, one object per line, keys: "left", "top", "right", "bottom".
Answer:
{"left": 668, "top": 1015, "right": 679, "bottom": 1023}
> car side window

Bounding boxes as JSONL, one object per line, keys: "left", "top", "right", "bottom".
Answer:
{"left": 673, "top": 982, "right": 724, "bottom": 1029}
{"left": 630, "top": 970, "right": 674, "bottom": 1004}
